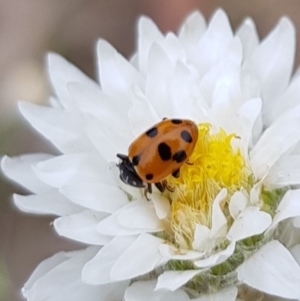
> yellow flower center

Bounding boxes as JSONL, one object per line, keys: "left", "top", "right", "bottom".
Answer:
{"left": 166, "top": 124, "right": 252, "bottom": 249}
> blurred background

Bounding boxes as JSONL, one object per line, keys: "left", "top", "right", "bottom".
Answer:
{"left": 1, "top": 0, "right": 300, "bottom": 300}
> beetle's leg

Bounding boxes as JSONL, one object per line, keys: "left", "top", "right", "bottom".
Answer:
{"left": 186, "top": 159, "right": 194, "bottom": 165}
{"left": 172, "top": 168, "right": 180, "bottom": 178}
{"left": 154, "top": 181, "right": 165, "bottom": 192}
{"left": 144, "top": 183, "right": 152, "bottom": 201}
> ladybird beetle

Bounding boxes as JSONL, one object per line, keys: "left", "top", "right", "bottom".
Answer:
{"left": 117, "top": 118, "right": 198, "bottom": 195}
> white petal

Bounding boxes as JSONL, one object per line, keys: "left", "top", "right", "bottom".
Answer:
{"left": 194, "top": 241, "right": 236, "bottom": 268}
{"left": 269, "top": 189, "right": 300, "bottom": 230}
{"left": 110, "top": 233, "right": 166, "bottom": 281}
{"left": 265, "top": 155, "right": 300, "bottom": 186}
{"left": 60, "top": 182, "right": 128, "bottom": 213}
{"left": 159, "top": 244, "right": 204, "bottom": 261}
{"left": 118, "top": 201, "right": 164, "bottom": 231}
{"left": 1, "top": 154, "right": 53, "bottom": 193}
{"left": 193, "top": 286, "right": 238, "bottom": 301}
{"left": 248, "top": 18, "right": 295, "bottom": 121}
{"left": 137, "top": 16, "right": 165, "bottom": 75}
{"left": 210, "top": 188, "right": 228, "bottom": 238}
{"left": 124, "top": 280, "right": 190, "bottom": 301}
{"left": 290, "top": 244, "right": 300, "bottom": 265}
{"left": 24, "top": 251, "right": 70, "bottom": 294}
{"left": 236, "top": 97, "right": 262, "bottom": 154}
{"left": 54, "top": 210, "right": 111, "bottom": 245}
{"left": 201, "top": 38, "right": 242, "bottom": 116}
{"left": 47, "top": 53, "right": 98, "bottom": 110}
{"left": 249, "top": 182, "right": 262, "bottom": 206}
{"left": 68, "top": 81, "right": 130, "bottom": 132}
{"left": 24, "top": 246, "right": 129, "bottom": 301}
{"left": 236, "top": 18, "right": 259, "bottom": 60}
{"left": 156, "top": 270, "right": 204, "bottom": 291}
{"left": 128, "top": 85, "right": 160, "bottom": 137}
{"left": 82, "top": 236, "right": 137, "bottom": 285}
{"left": 227, "top": 207, "right": 271, "bottom": 241}
{"left": 151, "top": 194, "right": 171, "bottom": 219}
{"left": 19, "top": 102, "right": 96, "bottom": 154}
{"left": 237, "top": 240, "right": 300, "bottom": 299}
{"left": 268, "top": 74, "right": 300, "bottom": 124}
{"left": 14, "top": 191, "right": 82, "bottom": 216}
{"left": 84, "top": 113, "right": 132, "bottom": 162}
{"left": 145, "top": 43, "right": 173, "bottom": 118}
{"left": 229, "top": 191, "right": 248, "bottom": 219}
{"left": 97, "top": 200, "right": 154, "bottom": 236}
{"left": 97, "top": 39, "right": 144, "bottom": 100}
{"left": 178, "top": 11, "right": 206, "bottom": 55}
{"left": 32, "top": 154, "right": 113, "bottom": 188}
{"left": 163, "top": 32, "right": 186, "bottom": 65}
{"left": 193, "top": 224, "right": 213, "bottom": 252}
{"left": 194, "top": 9, "right": 233, "bottom": 77}
{"left": 171, "top": 61, "right": 204, "bottom": 120}
{"left": 250, "top": 116, "right": 300, "bottom": 179}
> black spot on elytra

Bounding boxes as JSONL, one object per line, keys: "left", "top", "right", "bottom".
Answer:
{"left": 158, "top": 143, "right": 172, "bottom": 161}
{"left": 181, "top": 130, "right": 192, "bottom": 143}
{"left": 146, "top": 127, "right": 158, "bottom": 138}
{"left": 172, "top": 150, "right": 187, "bottom": 163}
{"left": 132, "top": 155, "right": 140, "bottom": 166}
{"left": 171, "top": 119, "right": 183, "bottom": 124}
{"left": 146, "top": 173, "right": 154, "bottom": 180}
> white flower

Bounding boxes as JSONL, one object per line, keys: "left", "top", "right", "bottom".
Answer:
{"left": 2, "top": 9, "right": 300, "bottom": 301}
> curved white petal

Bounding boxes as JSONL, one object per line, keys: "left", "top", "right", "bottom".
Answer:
{"left": 290, "top": 244, "right": 300, "bottom": 265}
{"left": 250, "top": 116, "right": 300, "bottom": 179}
{"left": 237, "top": 97, "right": 262, "bottom": 154}
{"left": 170, "top": 61, "right": 203, "bottom": 119}
{"left": 229, "top": 191, "right": 248, "bottom": 219}
{"left": 84, "top": 113, "right": 132, "bottom": 162}
{"left": 210, "top": 188, "right": 228, "bottom": 238}
{"left": 227, "top": 207, "right": 271, "bottom": 241}
{"left": 178, "top": 11, "right": 206, "bottom": 56}
{"left": 193, "top": 224, "right": 212, "bottom": 251}
{"left": 145, "top": 43, "right": 174, "bottom": 118}
{"left": 265, "top": 155, "right": 300, "bottom": 186}
{"left": 236, "top": 18, "right": 259, "bottom": 60}
{"left": 194, "top": 241, "right": 236, "bottom": 268}
{"left": 128, "top": 85, "right": 160, "bottom": 137}
{"left": 137, "top": 16, "right": 165, "bottom": 75}
{"left": 82, "top": 236, "right": 137, "bottom": 285}
{"left": 24, "top": 246, "right": 129, "bottom": 301}
{"left": 110, "top": 233, "right": 166, "bottom": 281}
{"left": 97, "top": 39, "right": 144, "bottom": 100}
{"left": 19, "top": 102, "right": 96, "bottom": 154}
{"left": 54, "top": 210, "right": 111, "bottom": 245}
{"left": 117, "top": 201, "right": 164, "bottom": 231}
{"left": 32, "top": 154, "right": 113, "bottom": 188}
{"left": 156, "top": 270, "right": 204, "bottom": 291}
{"left": 1, "top": 154, "right": 53, "bottom": 193}
{"left": 47, "top": 53, "right": 98, "bottom": 110}
{"left": 237, "top": 240, "right": 300, "bottom": 299}
{"left": 268, "top": 74, "right": 300, "bottom": 124}
{"left": 194, "top": 9, "right": 233, "bottom": 77}
{"left": 97, "top": 200, "right": 157, "bottom": 236}
{"left": 68, "top": 81, "right": 130, "bottom": 131}
{"left": 124, "top": 280, "right": 190, "bottom": 301}
{"left": 246, "top": 17, "right": 295, "bottom": 120}
{"left": 151, "top": 194, "right": 171, "bottom": 219}
{"left": 269, "top": 189, "right": 300, "bottom": 230}
{"left": 14, "top": 191, "right": 82, "bottom": 216}
{"left": 159, "top": 244, "right": 204, "bottom": 261}
{"left": 60, "top": 182, "right": 128, "bottom": 213}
